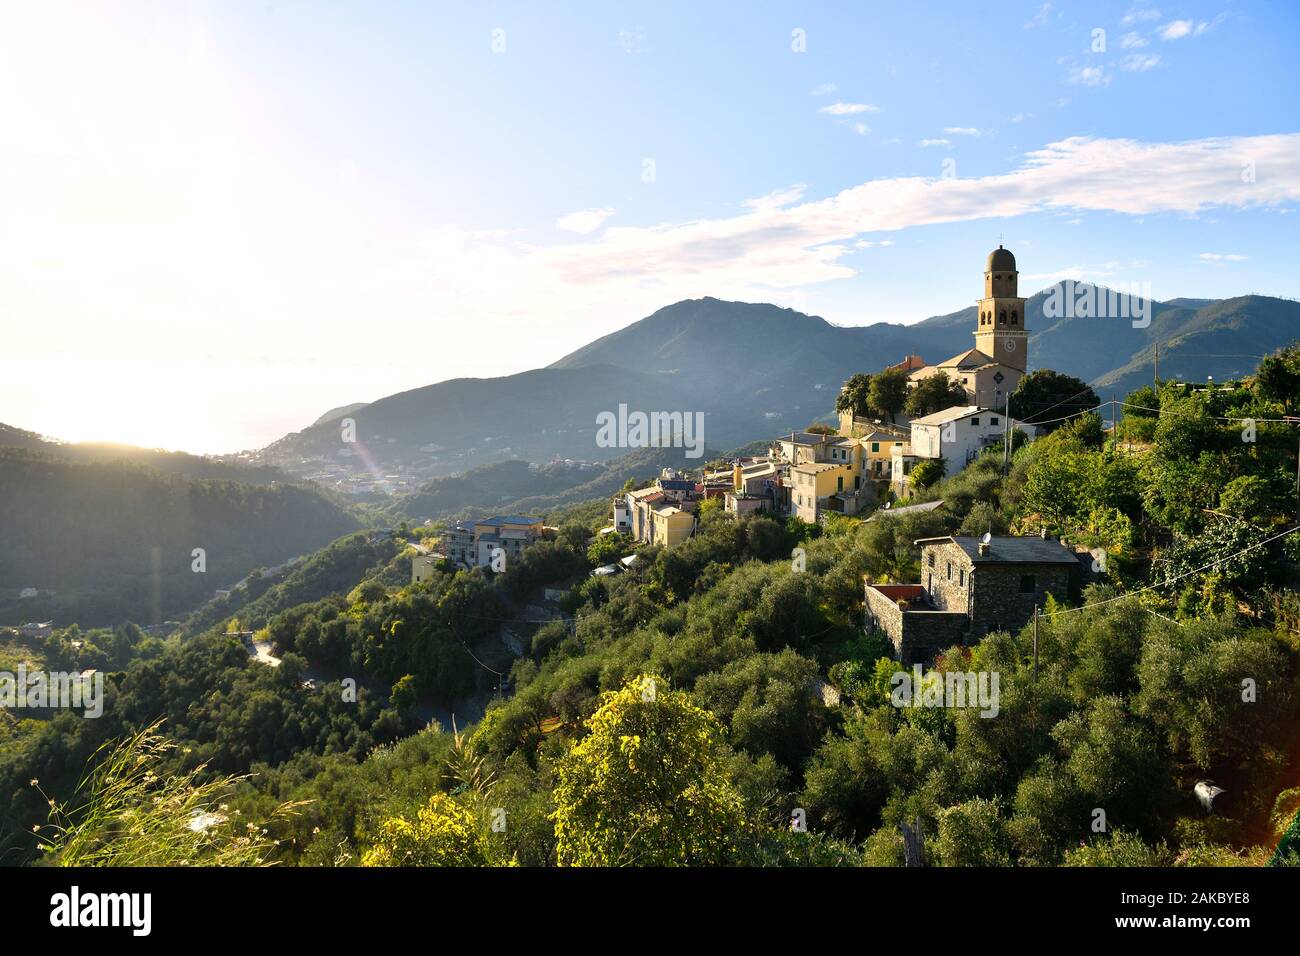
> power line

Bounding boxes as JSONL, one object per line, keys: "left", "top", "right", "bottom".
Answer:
{"left": 1043, "top": 522, "right": 1300, "bottom": 619}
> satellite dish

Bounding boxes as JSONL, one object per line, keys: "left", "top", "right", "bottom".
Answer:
{"left": 980, "top": 531, "right": 992, "bottom": 545}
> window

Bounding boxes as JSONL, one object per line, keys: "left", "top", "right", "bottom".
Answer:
{"left": 871, "top": 442, "right": 879, "bottom": 453}
{"left": 1019, "top": 574, "right": 1037, "bottom": 594}
{"left": 970, "top": 417, "right": 980, "bottom": 426}
{"left": 946, "top": 561, "right": 953, "bottom": 581}
{"left": 927, "top": 552, "right": 935, "bottom": 568}
{"left": 959, "top": 569, "right": 966, "bottom": 587}
{"left": 990, "top": 416, "right": 1000, "bottom": 425}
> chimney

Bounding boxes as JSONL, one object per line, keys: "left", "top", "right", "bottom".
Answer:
{"left": 733, "top": 462, "right": 744, "bottom": 494}
{"left": 978, "top": 541, "right": 990, "bottom": 556}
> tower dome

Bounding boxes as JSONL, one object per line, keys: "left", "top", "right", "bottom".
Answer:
{"left": 986, "top": 245, "right": 1016, "bottom": 273}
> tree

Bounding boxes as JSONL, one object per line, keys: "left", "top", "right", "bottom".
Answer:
{"left": 806, "top": 422, "right": 837, "bottom": 435}
{"left": 1256, "top": 343, "right": 1300, "bottom": 414}
{"left": 869, "top": 368, "right": 910, "bottom": 423}
{"left": 905, "top": 372, "right": 967, "bottom": 418}
{"left": 934, "top": 798, "right": 1013, "bottom": 866}
{"left": 1011, "top": 369, "right": 1099, "bottom": 433}
{"left": 360, "top": 792, "right": 492, "bottom": 866}
{"left": 587, "top": 531, "right": 631, "bottom": 567}
{"left": 551, "top": 676, "right": 747, "bottom": 865}
{"left": 836, "top": 373, "right": 873, "bottom": 418}
{"left": 910, "top": 458, "right": 946, "bottom": 489}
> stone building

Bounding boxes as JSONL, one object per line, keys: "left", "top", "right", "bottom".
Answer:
{"left": 864, "top": 534, "right": 1082, "bottom": 664}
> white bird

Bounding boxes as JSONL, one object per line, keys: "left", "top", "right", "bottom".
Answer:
{"left": 1194, "top": 781, "right": 1225, "bottom": 814}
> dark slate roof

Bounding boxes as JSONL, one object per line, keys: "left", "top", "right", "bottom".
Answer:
{"left": 477, "top": 515, "right": 541, "bottom": 526}
{"left": 659, "top": 479, "right": 696, "bottom": 491}
{"left": 915, "top": 535, "right": 1078, "bottom": 565}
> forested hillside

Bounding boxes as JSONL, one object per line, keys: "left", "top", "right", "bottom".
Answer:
{"left": 0, "top": 450, "right": 361, "bottom": 626}
{"left": 7, "top": 347, "right": 1300, "bottom": 868}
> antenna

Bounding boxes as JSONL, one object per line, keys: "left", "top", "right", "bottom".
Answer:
{"left": 980, "top": 531, "right": 992, "bottom": 545}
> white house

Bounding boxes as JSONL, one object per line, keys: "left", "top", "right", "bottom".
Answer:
{"left": 909, "top": 405, "right": 1034, "bottom": 474}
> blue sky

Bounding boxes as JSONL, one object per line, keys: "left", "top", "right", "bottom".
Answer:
{"left": 1, "top": 1, "right": 1297, "bottom": 452}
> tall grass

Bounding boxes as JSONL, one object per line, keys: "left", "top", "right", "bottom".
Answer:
{"left": 34, "top": 720, "right": 305, "bottom": 867}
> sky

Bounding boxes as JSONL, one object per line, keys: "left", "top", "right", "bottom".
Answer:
{"left": 1, "top": 0, "right": 1298, "bottom": 454}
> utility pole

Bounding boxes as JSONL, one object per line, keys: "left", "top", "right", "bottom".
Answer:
{"left": 1032, "top": 605, "right": 1039, "bottom": 685}
{"left": 1288, "top": 417, "right": 1300, "bottom": 526}
{"left": 1003, "top": 393, "right": 1012, "bottom": 474}
{"left": 1110, "top": 395, "right": 1117, "bottom": 452}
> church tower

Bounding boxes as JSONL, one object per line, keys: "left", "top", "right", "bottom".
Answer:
{"left": 973, "top": 245, "right": 1028, "bottom": 372}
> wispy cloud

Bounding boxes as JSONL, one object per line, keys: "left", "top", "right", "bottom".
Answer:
{"left": 918, "top": 138, "right": 952, "bottom": 149}
{"left": 1121, "top": 53, "right": 1162, "bottom": 71}
{"left": 743, "top": 185, "right": 807, "bottom": 211}
{"left": 555, "top": 207, "right": 615, "bottom": 233}
{"left": 1198, "top": 252, "right": 1249, "bottom": 265}
{"left": 1121, "top": 6, "right": 1162, "bottom": 26}
{"left": 818, "top": 102, "right": 879, "bottom": 115}
{"left": 1024, "top": 3, "right": 1055, "bottom": 29}
{"left": 943, "top": 127, "right": 988, "bottom": 137}
{"left": 810, "top": 83, "right": 837, "bottom": 96}
{"left": 1068, "top": 64, "right": 1110, "bottom": 86}
{"left": 1160, "top": 19, "right": 1194, "bottom": 40}
{"left": 1119, "top": 32, "right": 1148, "bottom": 49}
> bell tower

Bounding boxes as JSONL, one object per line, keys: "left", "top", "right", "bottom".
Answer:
{"left": 974, "top": 245, "right": 1028, "bottom": 372}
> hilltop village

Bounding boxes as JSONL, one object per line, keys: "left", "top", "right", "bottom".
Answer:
{"left": 609, "top": 245, "right": 1038, "bottom": 545}
{"left": 407, "top": 247, "right": 1097, "bottom": 664}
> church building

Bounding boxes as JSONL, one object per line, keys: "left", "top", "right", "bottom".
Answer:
{"left": 908, "top": 245, "right": 1028, "bottom": 410}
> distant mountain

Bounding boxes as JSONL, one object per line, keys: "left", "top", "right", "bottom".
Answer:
{"left": 260, "top": 289, "right": 1300, "bottom": 480}
{"left": 263, "top": 300, "right": 971, "bottom": 478}
{"left": 0, "top": 425, "right": 291, "bottom": 484}
{"left": 313, "top": 402, "right": 370, "bottom": 426}
{"left": 0, "top": 448, "right": 361, "bottom": 626}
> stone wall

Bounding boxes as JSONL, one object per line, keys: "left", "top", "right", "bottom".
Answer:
{"left": 968, "top": 562, "right": 1072, "bottom": 636}
{"left": 864, "top": 582, "right": 971, "bottom": 665}
{"left": 922, "top": 541, "right": 973, "bottom": 614}
{"left": 896, "top": 609, "right": 971, "bottom": 665}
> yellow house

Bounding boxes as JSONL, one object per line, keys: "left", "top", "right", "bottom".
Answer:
{"left": 791, "top": 459, "right": 860, "bottom": 523}
{"left": 861, "top": 430, "right": 910, "bottom": 481}
{"left": 649, "top": 504, "right": 696, "bottom": 547}
{"left": 625, "top": 485, "right": 697, "bottom": 547}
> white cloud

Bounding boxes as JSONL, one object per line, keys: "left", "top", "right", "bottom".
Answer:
{"left": 1121, "top": 54, "right": 1162, "bottom": 71}
{"left": 810, "top": 83, "right": 837, "bottom": 96}
{"left": 1121, "top": 7, "right": 1162, "bottom": 26}
{"left": 1160, "top": 19, "right": 1193, "bottom": 40}
{"left": 555, "top": 207, "right": 615, "bottom": 233}
{"left": 819, "top": 102, "right": 879, "bottom": 115}
{"left": 943, "top": 127, "right": 987, "bottom": 136}
{"left": 918, "top": 139, "right": 952, "bottom": 149}
{"left": 1198, "top": 252, "right": 1249, "bottom": 264}
{"left": 1069, "top": 64, "right": 1110, "bottom": 86}
{"left": 855, "top": 239, "right": 894, "bottom": 248}
{"left": 852, "top": 122, "right": 870, "bottom": 136}
{"left": 743, "top": 185, "right": 807, "bottom": 211}
{"left": 1006, "top": 112, "right": 1032, "bottom": 124}
{"left": 1024, "top": 3, "right": 1054, "bottom": 28}
{"left": 1119, "top": 32, "right": 1148, "bottom": 49}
